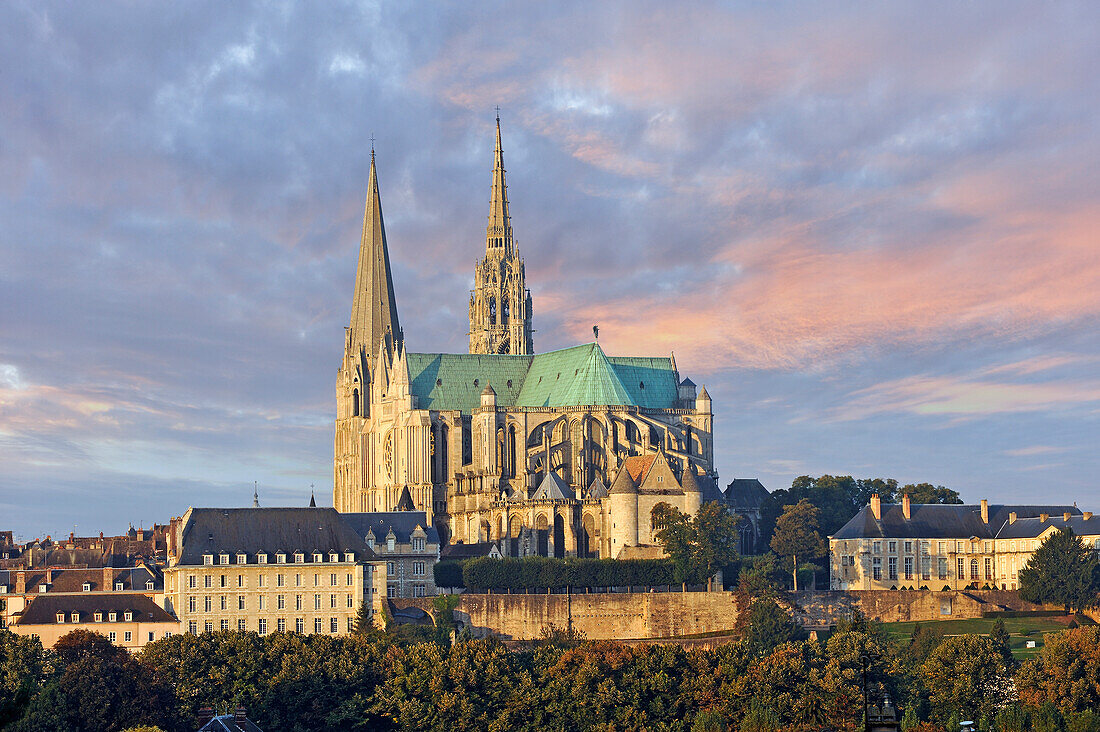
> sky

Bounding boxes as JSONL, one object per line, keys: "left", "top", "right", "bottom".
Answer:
{"left": 1, "top": 2, "right": 1098, "bottom": 540}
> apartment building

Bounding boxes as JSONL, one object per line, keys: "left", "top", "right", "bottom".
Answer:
{"left": 341, "top": 512, "right": 440, "bottom": 598}
{"left": 164, "top": 507, "right": 384, "bottom": 636}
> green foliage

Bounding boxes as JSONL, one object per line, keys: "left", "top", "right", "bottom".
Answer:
{"left": 734, "top": 552, "right": 785, "bottom": 596}
{"left": 353, "top": 600, "right": 378, "bottom": 636}
{"left": 741, "top": 599, "right": 806, "bottom": 655}
{"left": 652, "top": 501, "right": 740, "bottom": 586}
{"left": 769, "top": 498, "right": 825, "bottom": 591}
{"left": 1019, "top": 528, "right": 1100, "bottom": 613}
{"left": 989, "top": 618, "right": 1015, "bottom": 668}
{"left": 919, "top": 634, "right": 1015, "bottom": 725}
{"left": 431, "top": 593, "right": 461, "bottom": 642}
{"left": 1016, "top": 625, "right": 1100, "bottom": 715}
{"left": 0, "top": 630, "right": 44, "bottom": 729}
{"left": 432, "top": 559, "right": 467, "bottom": 588}
{"left": 461, "top": 556, "right": 675, "bottom": 591}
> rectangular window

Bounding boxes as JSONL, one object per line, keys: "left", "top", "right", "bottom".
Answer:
{"left": 238, "top": 619, "right": 247, "bottom": 631}
{"left": 295, "top": 618, "right": 304, "bottom": 634}
{"left": 314, "top": 618, "right": 323, "bottom": 634}
{"left": 888, "top": 557, "right": 897, "bottom": 580}
{"left": 110, "top": 631, "right": 117, "bottom": 642}
{"left": 387, "top": 562, "right": 395, "bottom": 575}
{"left": 124, "top": 631, "right": 132, "bottom": 642}
{"left": 314, "top": 594, "right": 322, "bottom": 610}
{"left": 985, "top": 558, "right": 993, "bottom": 580}
{"left": 903, "top": 556, "right": 913, "bottom": 580}
{"left": 314, "top": 573, "right": 320, "bottom": 586}
{"left": 295, "top": 594, "right": 303, "bottom": 611}
{"left": 922, "top": 556, "right": 931, "bottom": 581}
{"left": 204, "top": 575, "right": 212, "bottom": 588}
{"left": 221, "top": 619, "right": 229, "bottom": 631}
{"left": 347, "top": 573, "right": 353, "bottom": 586}
{"left": 331, "top": 617, "right": 339, "bottom": 633}
{"left": 414, "top": 584, "right": 425, "bottom": 597}
{"left": 938, "top": 557, "right": 948, "bottom": 579}
{"left": 204, "top": 621, "right": 212, "bottom": 633}
{"left": 148, "top": 632, "right": 155, "bottom": 642}
{"left": 872, "top": 541, "right": 881, "bottom": 554}
{"left": 413, "top": 537, "right": 425, "bottom": 552}
{"left": 872, "top": 558, "right": 882, "bottom": 580}
{"left": 888, "top": 541, "right": 897, "bottom": 553}
{"left": 188, "top": 575, "right": 196, "bottom": 589}
{"left": 295, "top": 574, "right": 302, "bottom": 587}
{"left": 220, "top": 575, "right": 227, "bottom": 588}
{"left": 938, "top": 541, "right": 946, "bottom": 554}
{"left": 188, "top": 597, "right": 196, "bottom": 613}
{"left": 348, "top": 617, "right": 355, "bottom": 632}
{"left": 188, "top": 621, "right": 197, "bottom": 635}
{"left": 238, "top": 595, "right": 246, "bottom": 610}
{"left": 330, "top": 573, "right": 337, "bottom": 586}
{"left": 347, "top": 595, "right": 354, "bottom": 608}
{"left": 387, "top": 584, "right": 397, "bottom": 598}
{"left": 277, "top": 618, "right": 286, "bottom": 632}
{"left": 258, "top": 596, "right": 266, "bottom": 611}
{"left": 258, "top": 618, "right": 267, "bottom": 635}
{"left": 204, "top": 554, "right": 213, "bottom": 565}
{"left": 258, "top": 575, "right": 265, "bottom": 588}
{"left": 277, "top": 595, "right": 285, "bottom": 610}
{"left": 958, "top": 558, "right": 966, "bottom": 580}
{"left": 330, "top": 594, "right": 337, "bottom": 609}
{"left": 204, "top": 596, "right": 212, "bottom": 612}
{"left": 277, "top": 574, "right": 284, "bottom": 587}
{"left": 237, "top": 553, "right": 247, "bottom": 565}
{"left": 412, "top": 561, "right": 425, "bottom": 577}
{"left": 237, "top": 575, "right": 244, "bottom": 588}
{"left": 220, "top": 596, "right": 227, "bottom": 611}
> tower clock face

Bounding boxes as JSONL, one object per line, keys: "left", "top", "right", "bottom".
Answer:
{"left": 383, "top": 432, "right": 393, "bottom": 479}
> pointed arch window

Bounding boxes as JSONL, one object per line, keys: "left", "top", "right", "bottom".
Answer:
{"left": 489, "top": 298, "right": 496, "bottom": 325}
{"left": 352, "top": 388, "right": 360, "bottom": 417}
{"left": 501, "top": 298, "right": 510, "bottom": 324}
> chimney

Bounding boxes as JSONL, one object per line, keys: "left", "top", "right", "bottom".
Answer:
{"left": 1084, "top": 511, "right": 1093, "bottom": 521}
{"left": 1064, "top": 512, "right": 1071, "bottom": 522}
{"left": 197, "top": 707, "right": 214, "bottom": 727}
{"left": 1040, "top": 513, "right": 1049, "bottom": 523}
{"left": 980, "top": 499, "right": 989, "bottom": 524}
{"left": 99, "top": 531, "right": 104, "bottom": 539}
{"left": 870, "top": 494, "right": 882, "bottom": 521}
{"left": 15, "top": 571, "right": 26, "bottom": 594}
{"left": 45, "top": 568, "right": 53, "bottom": 584}
{"left": 234, "top": 706, "right": 247, "bottom": 724}
{"left": 103, "top": 567, "right": 113, "bottom": 591}
{"left": 1009, "top": 512, "right": 1017, "bottom": 524}
{"left": 902, "top": 494, "right": 911, "bottom": 521}
{"left": 137, "top": 528, "right": 145, "bottom": 541}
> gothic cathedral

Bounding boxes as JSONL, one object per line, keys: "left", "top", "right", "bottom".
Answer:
{"left": 334, "top": 119, "right": 719, "bottom": 559}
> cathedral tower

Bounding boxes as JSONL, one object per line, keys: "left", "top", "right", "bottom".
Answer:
{"left": 469, "top": 115, "right": 534, "bottom": 355}
{"left": 334, "top": 150, "right": 401, "bottom": 511}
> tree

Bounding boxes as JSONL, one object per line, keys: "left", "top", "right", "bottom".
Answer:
{"left": 769, "top": 499, "right": 825, "bottom": 591}
{"left": 988, "top": 618, "right": 1014, "bottom": 668}
{"left": 902, "top": 483, "right": 962, "bottom": 505}
{"left": 354, "top": 600, "right": 378, "bottom": 636}
{"left": 1016, "top": 625, "right": 1100, "bottom": 715}
{"left": 919, "top": 635, "right": 1014, "bottom": 725}
{"left": 652, "top": 502, "right": 739, "bottom": 587}
{"left": 0, "top": 630, "right": 44, "bottom": 729}
{"left": 740, "top": 599, "right": 806, "bottom": 655}
{"left": 1019, "top": 528, "right": 1100, "bottom": 613}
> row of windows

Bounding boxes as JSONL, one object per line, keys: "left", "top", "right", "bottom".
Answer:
{"left": 202, "top": 551, "right": 355, "bottom": 566}
{"left": 80, "top": 580, "right": 156, "bottom": 592}
{"left": 186, "top": 572, "right": 354, "bottom": 589}
{"left": 186, "top": 617, "right": 354, "bottom": 635}
{"left": 867, "top": 556, "right": 998, "bottom": 582}
{"left": 106, "top": 630, "right": 166, "bottom": 643}
{"left": 387, "top": 584, "right": 428, "bottom": 598}
{"left": 366, "top": 537, "right": 427, "bottom": 552}
{"left": 185, "top": 593, "right": 356, "bottom": 613}
{"left": 57, "top": 610, "right": 134, "bottom": 623}
{"left": 850, "top": 539, "right": 1053, "bottom": 555}
{"left": 386, "top": 561, "right": 426, "bottom": 576}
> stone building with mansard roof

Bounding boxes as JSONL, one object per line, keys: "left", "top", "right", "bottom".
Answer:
{"left": 333, "top": 117, "right": 716, "bottom": 558}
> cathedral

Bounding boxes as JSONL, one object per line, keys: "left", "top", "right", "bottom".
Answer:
{"left": 334, "top": 117, "right": 719, "bottom": 558}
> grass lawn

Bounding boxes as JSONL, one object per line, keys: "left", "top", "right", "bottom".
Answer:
{"left": 882, "top": 616, "right": 1078, "bottom": 660}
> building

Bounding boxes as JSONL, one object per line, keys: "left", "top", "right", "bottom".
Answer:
{"left": 164, "top": 507, "right": 384, "bottom": 636}
{"left": 341, "top": 512, "right": 441, "bottom": 598}
{"left": 829, "top": 494, "right": 1089, "bottom": 591}
{"left": 0, "top": 563, "right": 164, "bottom": 631}
{"left": 724, "top": 478, "right": 770, "bottom": 554}
{"left": 993, "top": 509, "right": 1100, "bottom": 588}
{"left": 333, "top": 119, "right": 717, "bottom": 558}
{"left": 10, "top": 593, "right": 177, "bottom": 650}
{"left": 4, "top": 526, "right": 168, "bottom": 569}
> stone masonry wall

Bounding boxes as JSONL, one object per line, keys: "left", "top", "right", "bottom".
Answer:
{"left": 455, "top": 591, "right": 741, "bottom": 641}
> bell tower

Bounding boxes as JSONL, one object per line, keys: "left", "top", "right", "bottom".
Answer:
{"left": 469, "top": 114, "right": 534, "bottom": 355}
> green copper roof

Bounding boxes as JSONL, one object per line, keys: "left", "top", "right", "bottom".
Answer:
{"left": 405, "top": 343, "right": 678, "bottom": 413}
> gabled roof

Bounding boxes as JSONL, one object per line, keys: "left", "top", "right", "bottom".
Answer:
{"left": 440, "top": 542, "right": 500, "bottom": 560}
{"left": 831, "top": 503, "right": 1084, "bottom": 540}
{"left": 538, "top": 343, "right": 633, "bottom": 408}
{"left": 725, "top": 479, "right": 770, "bottom": 509}
{"left": 341, "top": 512, "right": 440, "bottom": 545}
{"left": 531, "top": 472, "right": 572, "bottom": 501}
{"left": 176, "top": 508, "right": 375, "bottom": 565}
{"left": 622, "top": 455, "right": 657, "bottom": 484}
{"left": 199, "top": 714, "right": 264, "bottom": 732}
{"left": 585, "top": 476, "right": 609, "bottom": 500}
{"left": 609, "top": 466, "right": 638, "bottom": 495}
{"left": 405, "top": 352, "right": 530, "bottom": 413}
{"left": 395, "top": 486, "right": 416, "bottom": 512}
{"left": 15, "top": 593, "right": 176, "bottom": 625}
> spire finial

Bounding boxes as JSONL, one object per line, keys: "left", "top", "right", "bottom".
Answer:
{"left": 593, "top": 324, "right": 599, "bottom": 342}
{"left": 495, "top": 105, "right": 500, "bottom": 122}
{"left": 370, "top": 133, "right": 375, "bottom": 159}
{"left": 252, "top": 481, "right": 259, "bottom": 508}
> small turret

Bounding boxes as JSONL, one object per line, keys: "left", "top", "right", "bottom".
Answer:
{"left": 480, "top": 383, "right": 497, "bottom": 409}
{"left": 696, "top": 384, "right": 711, "bottom": 412}
{"left": 609, "top": 465, "right": 639, "bottom": 553}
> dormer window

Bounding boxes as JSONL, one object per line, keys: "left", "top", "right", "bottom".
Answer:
{"left": 203, "top": 554, "right": 213, "bottom": 565}
{"left": 70, "top": 612, "right": 79, "bottom": 623}
{"left": 294, "top": 552, "right": 304, "bottom": 563}
{"left": 0, "top": 586, "right": 7, "bottom": 594}
{"left": 344, "top": 552, "right": 354, "bottom": 563}
{"left": 39, "top": 584, "right": 47, "bottom": 593}
{"left": 276, "top": 553, "right": 287, "bottom": 564}
{"left": 328, "top": 553, "right": 338, "bottom": 563}
{"left": 313, "top": 553, "right": 323, "bottom": 563}
{"left": 94, "top": 612, "right": 103, "bottom": 622}
{"left": 366, "top": 536, "right": 375, "bottom": 550}
{"left": 145, "top": 580, "right": 154, "bottom": 590}
{"left": 387, "top": 537, "right": 395, "bottom": 553}
{"left": 82, "top": 582, "right": 92, "bottom": 592}
{"left": 56, "top": 612, "right": 65, "bottom": 623}
{"left": 257, "top": 553, "right": 268, "bottom": 564}
{"left": 124, "top": 611, "right": 133, "bottom": 622}
{"left": 108, "top": 611, "right": 117, "bottom": 622}
{"left": 237, "top": 553, "right": 247, "bottom": 564}
{"left": 412, "top": 538, "right": 425, "bottom": 552}
{"left": 219, "top": 553, "right": 230, "bottom": 565}
{"left": 115, "top": 582, "right": 124, "bottom": 591}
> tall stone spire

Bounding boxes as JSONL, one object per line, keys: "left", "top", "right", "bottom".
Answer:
{"left": 348, "top": 150, "right": 401, "bottom": 358}
{"left": 469, "top": 114, "right": 534, "bottom": 355}
{"left": 485, "top": 113, "right": 513, "bottom": 255}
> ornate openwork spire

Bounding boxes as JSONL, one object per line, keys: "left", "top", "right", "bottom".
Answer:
{"left": 348, "top": 152, "right": 401, "bottom": 358}
{"left": 485, "top": 113, "right": 512, "bottom": 254}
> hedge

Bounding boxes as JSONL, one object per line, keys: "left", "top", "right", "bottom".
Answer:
{"left": 461, "top": 557, "right": 675, "bottom": 592}
{"left": 433, "top": 560, "right": 467, "bottom": 589}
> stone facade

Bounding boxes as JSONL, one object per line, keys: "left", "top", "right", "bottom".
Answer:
{"left": 342, "top": 512, "right": 441, "bottom": 598}
{"left": 332, "top": 121, "right": 718, "bottom": 558}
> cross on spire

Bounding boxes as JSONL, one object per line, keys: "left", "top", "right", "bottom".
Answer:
{"left": 494, "top": 105, "right": 500, "bottom": 121}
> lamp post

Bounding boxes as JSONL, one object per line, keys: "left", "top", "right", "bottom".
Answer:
{"left": 861, "top": 653, "right": 871, "bottom": 732}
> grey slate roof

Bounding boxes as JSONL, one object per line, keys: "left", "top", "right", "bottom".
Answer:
{"left": 15, "top": 593, "right": 176, "bottom": 625}
{"left": 177, "top": 508, "right": 375, "bottom": 565}
{"left": 831, "top": 503, "right": 1083, "bottom": 540}
{"left": 725, "top": 479, "right": 770, "bottom": 509}
{"left": 995, "top": 513, "right": 1100, "bottom": 539}
{"left": 585, "top": 476, "right": 609, "bottom": 500}
{"left": 531, "top": 472, "right": 572, "bottom": 501}
{"left": 440, "top": 542, "right": 499, "bottom": 560}
{"left": 341, "top": 512, "right": 440, "bottom": 545}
